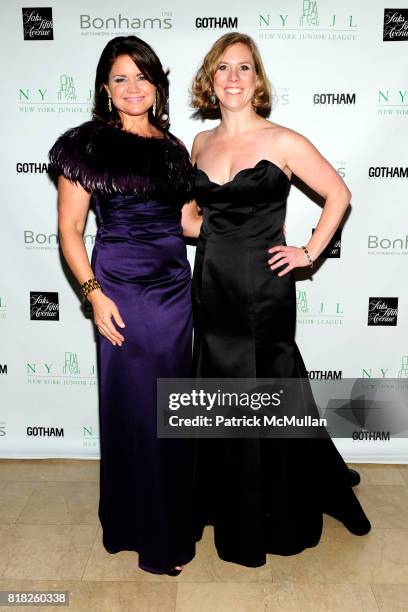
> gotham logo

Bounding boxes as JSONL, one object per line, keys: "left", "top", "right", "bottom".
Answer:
{"left": 313, "top": 93, "right": 356, "bottom": 105}
{"left": 307, "top": 370, "right": 342, "bottom": 379}
{"left": 195, "top": 17, "right": 238, "bottom": 28}
{"left": 17, "top": 162, "right": 50, "bottom": 173}
{"left": 368, "top": 166, "right": 408, "bottom": 178}
{"left": 27, "top": 426, "right": 64, "bottom": 437}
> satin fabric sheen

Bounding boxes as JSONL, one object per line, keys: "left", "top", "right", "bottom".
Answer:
{"left": 91, "top": 192, "right": 196, "bottom": 572}
{"left": 192, "top": 160, "right": 370, "bottom": 567}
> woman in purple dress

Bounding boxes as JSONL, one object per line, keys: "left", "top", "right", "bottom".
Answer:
{"left": 49, "top": 36, "right": 197, "bottom": 575}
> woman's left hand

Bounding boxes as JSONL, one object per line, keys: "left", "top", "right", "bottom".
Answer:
{"left": 267, "top": 245, "right": 311, "bottom": 276}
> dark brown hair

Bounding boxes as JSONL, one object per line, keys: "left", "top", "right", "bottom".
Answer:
{"left": 93, "top": 35, "right": 169, "bottom": 129}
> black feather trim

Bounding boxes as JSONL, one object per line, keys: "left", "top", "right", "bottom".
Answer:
{"left": 48, "top": 120, "right": 194, "bottom": 206}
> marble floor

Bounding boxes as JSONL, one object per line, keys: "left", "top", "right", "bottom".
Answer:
{"left": 0, "top": 460, "right": 407, "bottom": 611}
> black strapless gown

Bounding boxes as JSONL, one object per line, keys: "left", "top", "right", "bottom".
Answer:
{"left": 192, "top": 160, "right": 370, "bottom": 567}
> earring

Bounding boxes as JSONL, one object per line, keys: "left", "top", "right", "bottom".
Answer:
{"left": 209, "top": 93, "right": 217, "bottom": 105}
{"left": 152, "top": 99, "right": 157, "bottom": 116}
{"left": 108, "top": 96, "right": 112, "bottom": 112}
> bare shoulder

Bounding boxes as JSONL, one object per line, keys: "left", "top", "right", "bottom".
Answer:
{"left": 263, "top": 122, "right": 313, "bottom": 149}
{"left": 191, "top": 128, "right": 216, "bottom": 161}
{"left": 192, "top": 128, "right": 215, "bottom": 147}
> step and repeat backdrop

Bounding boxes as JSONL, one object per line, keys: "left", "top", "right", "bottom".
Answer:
{"left": 0, "top": 0, "right": 407, "bottom": 459}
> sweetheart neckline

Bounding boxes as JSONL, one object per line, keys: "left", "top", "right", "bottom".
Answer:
{"left": 194, "top": 159, "right": 291, "bottom": 187}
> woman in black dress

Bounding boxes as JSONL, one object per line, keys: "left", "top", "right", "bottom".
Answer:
{"left": 49, "top": 36, "right": 197, "bottom": 576}
{"left": 187, "top": 32, "right": 370, "bottom": 568}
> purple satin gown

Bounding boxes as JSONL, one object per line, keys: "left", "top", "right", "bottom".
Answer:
{"left": 49, "top": 120, "right": 196, "bottom": 573}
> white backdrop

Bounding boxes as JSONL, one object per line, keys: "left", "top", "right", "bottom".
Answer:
{"left": 0, "top": 0, "right": 407, "bottom": 461}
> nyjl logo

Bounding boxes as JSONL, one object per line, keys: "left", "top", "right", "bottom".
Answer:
{"left": 22, "top": 8, "right": 53, "bottom": 40}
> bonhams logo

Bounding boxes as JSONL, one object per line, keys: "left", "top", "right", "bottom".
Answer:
{"left": 367, "top": 297, "right": 398, "bottom": 326}
{"left": 0, "top": 297, "right": 6, "bottom": 319}
{"left": 30, "top": 292, "right": 59, "bottom": 321}
{"left": 368, "top": 234, "right": 408, "bottom": 255}
{"left": 22, "top": 8, "right": 53, "bottom": 40}
{"left": 24, "top": 229, "right": 95, "bottom": 251}
{"left": 272, "top": 87, "right": 290, "bottom": 107}
{"left": 383, "top": 9, "right": 408, "bottom": 41}
{"left": 80, "top": 13, "right": 172, "bottom": 34}
{"left": 195, "top": 17, "right": 238, "bottom": 29}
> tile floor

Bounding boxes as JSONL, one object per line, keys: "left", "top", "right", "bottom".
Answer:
{"left": 0, "top": 460, "right": 407, "bottom": 611}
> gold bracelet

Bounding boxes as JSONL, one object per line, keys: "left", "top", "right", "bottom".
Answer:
{"left": 81, "top": 277, "right": 102, "bottom": 299}
{"left": 301, "top": 246, "right": 314, "bottom": 269}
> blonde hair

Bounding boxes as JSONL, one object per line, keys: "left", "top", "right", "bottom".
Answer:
{"left": 191, "top": 32, "right": 271, "bottom": 116}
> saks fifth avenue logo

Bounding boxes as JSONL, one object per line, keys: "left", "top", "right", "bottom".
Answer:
{"left": 22, "top": 8, "right": 53, "bottom": 40}
{"left": 383, "top": 9, "right": 408, "bottom": 41}
{"left": 258, "top": 1, "right": 358, "bottom": 41}
{"left": 0, "top": 421, "right": 6, "bottom": 437}
{"left": 367, "top": 297, "right": 398, "bottom": 326}
{"left": 296, "top": 290, "right": 344, "bottom": 325}
{"left": 80, "top": 12, "right": 172, "bottom": 35}
{"left": 195, "top": 17, "right": 238, "bottom": 29}
{"left": 30, "top": 292, "right": 59, "bottom": 321}
{"left": 24, "top": 229, "right": 95, "bottom": 251}
{"left": 312, "top": 228, "right": 341, "bottom": 258}
{"left": 27, "top": 352, "right": 96, "bottom": 386}
{"left": 18, "top": 74, "right": 92, "bottom": 114}
{"left": 362, "top": 355, "right": 408, "bottom": 378}
{"left": 368, "top": 234, "right": 408, "bottom": 255}
{"left": 377, "top": 89, "right": 408, "bottom": 117}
